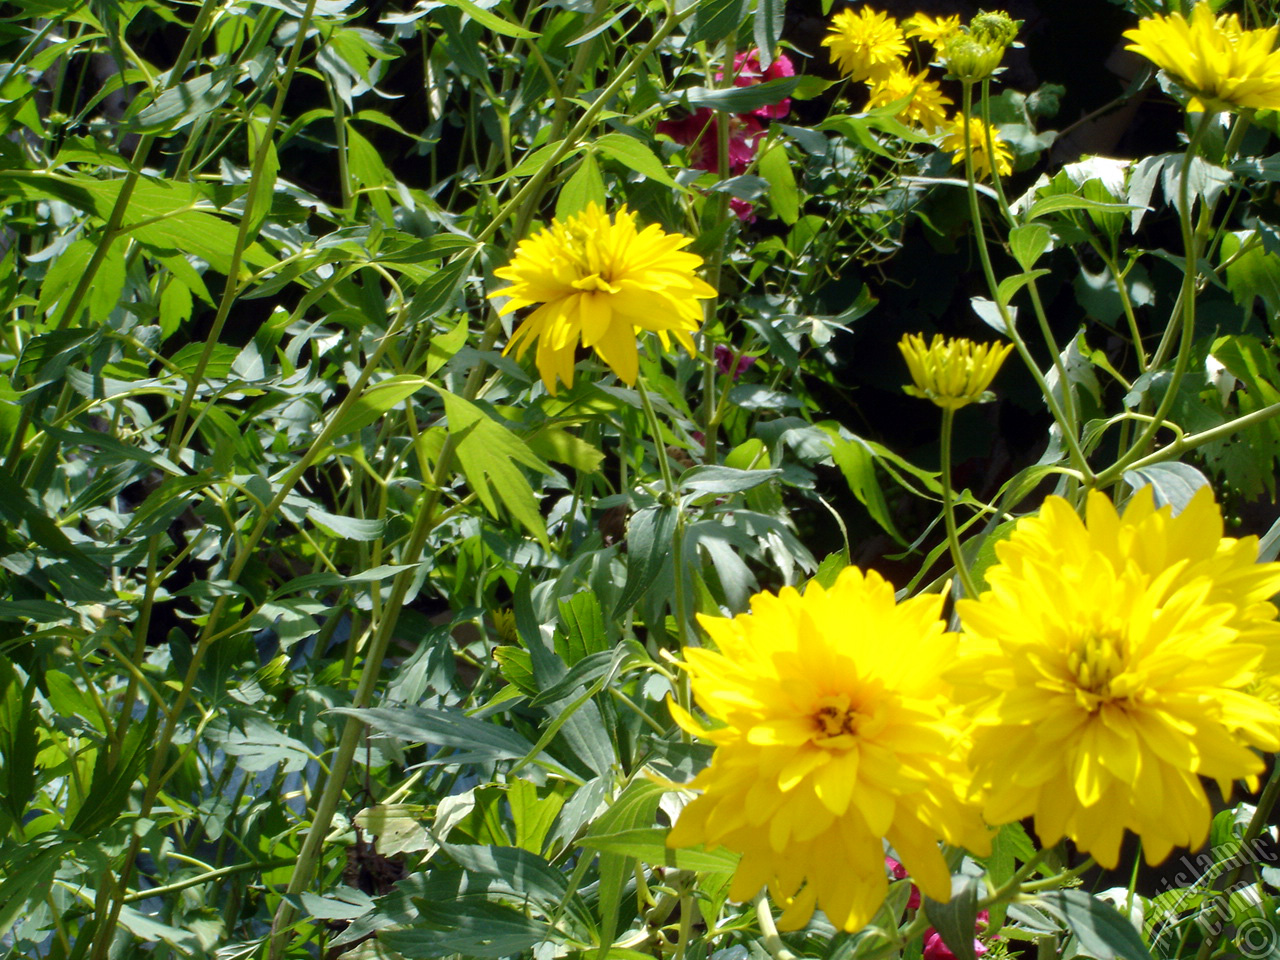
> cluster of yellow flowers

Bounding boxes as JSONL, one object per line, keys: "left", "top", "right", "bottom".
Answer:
{"left": 669, "top": 486, "right": 1280, "bottom": 933}
{"left": 821, "top": 8, "right": 1015, "bottom": 178}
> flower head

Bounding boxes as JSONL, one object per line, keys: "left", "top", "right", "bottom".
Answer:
{"left": 658, "top": 110, "right": 762, "bottom": 174}
{"left": 720, "top": 48, "right": 797, "bottom": 119}
{"left": 941, "top": 114, "right": 1013, "bottom": 180}
{"left": 884, "top": 856, "right": 921, "bottom": 910}
{"left": 940, "top": 34, "right": 1007, "bottom": 82}
{"left": 903, "top": 13, "right": 962, "bottom": 48}
{"left": 867, "top": 65, "right": 953, "bottom": 134}
{"left": 714, "top": 343, "right": 757, "bottom": 378}
{"left": 969, "top": 10, "right": 1021, "bottom": 49}
{"left": 667, "top": 568, "right": 990, "bottom": 933}
{"left": 924, "top": 910, "right": 992, "bottom": 960}
{"left": 1124, "top": 3, "right": 1280, "bottom": 113}
{"left": 898, "top": 333, "right": 1013, "bottom": 410}
{"left": 951, "top": 487, "right": 1280, "bottom": 868}
{"left": 822, "top": 8, "right": 908, "bottom": 83}
{"left": 487, "top": 204, "right": 716, "bottom": 394}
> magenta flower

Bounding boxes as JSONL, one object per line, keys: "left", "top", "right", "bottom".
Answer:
{"left": 658, "top": 110, "right": 762, "bottom": 175}
{"left": 714, "top": 344, "right": 757, "bottom": 378}
{"left": 718, "top": 48, "right": 797, "bottom": 119}
{"left": 923, "top": 910, "right": 992, "bottom": 960}
{"left": 884, "top": 856, "right": 922, "bottom": 910}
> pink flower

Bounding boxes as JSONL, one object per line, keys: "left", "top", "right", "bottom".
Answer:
{"left": 923, "top": 910, "right": 992, "bottom": 960}
{"left": 885, "top": 856, "right": 921, "bottom": 910}
{"left": 727, "top": 196, "right": 756, "bottom": 223}
{"left": 718, "top": 49, "right": 797, "bottom": 120}
{"left": 714, "top": 344, "right": 757, "bottom": 377}
{"left": 657, "top": 110, "right": 762, "bottom": 175}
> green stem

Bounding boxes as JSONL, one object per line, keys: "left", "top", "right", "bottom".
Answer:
{"left": 166, "top": 0, "right": 320, "bottom": 459}
{"left": 1102, "top": 110, "right": 1215, "bottom": 482}
{"left": 940, "top": 407, "right": 979, "bottom": 599}
{"left": 958, "top": 83, "right": 1093, "bottom": 483}
{"left": 754, "top": 893, "right": 800, "bottom": 960}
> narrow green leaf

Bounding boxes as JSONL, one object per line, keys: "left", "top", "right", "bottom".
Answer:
{"left": 436, "top": 0, "right": 538, "bottom": 37}
{"left": 578, "top": 827, "right": 740, "bottom": 873}
{"left": 331, "top": 375, "right": 430, "bottom": 436}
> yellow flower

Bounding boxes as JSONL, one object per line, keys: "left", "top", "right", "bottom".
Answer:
{"left": 898, "top": 333, "right": 1013, "bottom": 410}
{"left": 866, "top": 65, "right": 953, "bottom": 134}
{"left": 667, "top": 568, "right": 990, "bottom": 933}
{"left": 821, "top": 8, "right": 908, "bottom": 83}
{"left": 1124, "top": 3, "right": 1280, "bottom": 113}
{"left": 941, "top": 113, "right": 1013, "bottom": 179}
{"left": 952, "top": 487, "right": 1280, "bottom": 868}
{"left": 903, "top": 13, "right": 962, "bottom": 47}
{"left": 486, "top": 203, "right": 716, "bottom": 394}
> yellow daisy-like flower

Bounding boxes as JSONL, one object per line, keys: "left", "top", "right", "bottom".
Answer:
{"left": 940, "top": 114, "right": 1013, "bottom": 180}
{"left": 486, "top": 203, "right": 717, "bottom": 394}
{"left": 952, "top": 487, "right": 1280, "bottom": 868}
{"left": 667, "top": 568, "right": 991, "bottom": 933}
{"left": 1124, "top": 3, "right": 1280, "bottom": 113}
{"left": 898, "top": 333, "right": 1013, "bottom": 410}
{"left": 903, "top": 12, "right": 962, "bottom": 47}
{"left": 822, "top": 8, "right": 909, "bottom": 83}
{"left": 866, "top": 65, "right": 953, "bottom": 134}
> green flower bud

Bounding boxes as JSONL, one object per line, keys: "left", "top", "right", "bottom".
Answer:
{"left": 970, "top": 9, "right": 1021, "bottom": 47}
{"left": 942, "top": 34, "right": 1005, "bottom": 82}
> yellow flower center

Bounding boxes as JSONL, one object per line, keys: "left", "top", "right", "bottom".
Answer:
{"left": 570, "top": 273, "right": 621, "bottom": 293}
{"left": 1067, "top": 632, "right": 1127, "bottom": 707}
{"left": 811, "top": 692, "right": 883, "bottom": 745}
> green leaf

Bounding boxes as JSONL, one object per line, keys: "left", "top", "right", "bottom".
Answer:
{"left": 758, "top": 143, "right": 798, "bottom": 224}
{"left": 435, "top": 0, "right": 538, "bottom": 37}
{"left": 381, "top": 900, "right": 550, "bottom": 958}
{"left": 426, "top": 315, "right": 471, "bottom": 379}
{"left": 594, "top": 133, "right": 681, "bottom": 189}
{"left": 332, "top": 374, "right": 430, "bottom": 436}
{"left": 527, "top": 425, "right": 605, "bottom": 473}
{"left": 924, "top": 880, "right": 980, "bottom": 960}
{"left": 1036, "top": 889, "right": 1155, "bottom": 960}
{"left": 1009, "top": 222, "right": 1051, "bottom": 270}
{"left": 613, "top": 504, "right": 677, "bottom": 617}
{"left": 682, "top": 77, "right": 802, "bottom": 114}
{"left": 332, "top": 705, "right": 542, "bottom": 767}
{"left": 1026, "top": 193, "right": 1137, "bottom": 221}
{"left": 687, "top": 0, "right": 749, "bottom": 44}
{"left": 679, "top": 464, "right": 781, "bottom": 496}
{"left": 753, "top": 0, "right": 785, "bottom": 64}
{"left": 1124, "top": 462, "right": 1209, "bottom": 512}
{"left": 306, "top": 506, "right": 386, "bottom": 541}
{"left": 127, "top": 67, "right": 237, "bottom": 135}
{"left": 584, "top": 780, "right": 665, "bottom": 959}
{"left": 824, "top": 433, "right": 906, "bottom": 544}
{"left": 436, "top": 389, "right": 552, "bottom": 549}
{"left": 557, "top": 592, "right": 609, "bottom": 665}
{"left": 1221, "top": 231, "right": 1280, "bottom": 323}
{"left": 556, "top": 152, "right": 607, "bottom": 219}
{"left": 578, "top": 827, "right": 740, "bottom": 873}
{"left": 407, "top": 250, "right": 478, "bottom": 324}
{"left": 997, "top": 268, "right": 1051, "bottom": 307}
{"left": 70, "top": 710, "right": 155, "bottom": 837}
{"left": 0, "top": 659, "right": 38, "bottom": 821}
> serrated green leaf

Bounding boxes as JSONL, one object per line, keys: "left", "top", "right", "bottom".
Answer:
{"left": 436, "top": 389, "right": 551, "bottom": 549}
